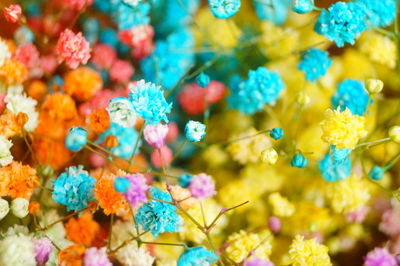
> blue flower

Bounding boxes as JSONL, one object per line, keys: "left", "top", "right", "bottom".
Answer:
{"left": 196, "top": 72, "right": 210, "bottom": 88}
{"left": 298, "top": 48, "right": 332, "bottom": 82}
{"left": 331, "top": 79, "right": 371, "bottom": 116}
{"left": 65, "top": 127, "right": 87, "bottom": 152}
{"left": 112, "top": 0, "right": 151, "bottom": 30}
{"left": 369, "top": 166, "right": 384, "bottom": 181}
{"left": 177, "top": 246, "right": 218, "bottom": 266}
{"left": 97, "top": 122, "right": 142, "bottom": 159}
{"left": 319, "top": 146, "right": 352, "bottom": 182}
{"left": 227, "top": 66, "right": 284, "bottom": 114}
{"left": 253, "top": 0, "right": 290, "bottom": 25}
{"left": 135, "top": 187, "right": 181, "bottom": 238}
{"left": 99, "top": 28, "right": 119, "bottom": 48}
{"left": 292, "top": 0, "right": 314, "bottom": 14}
{"left": 208, "top": 0, "right": 241, "bottom": 19}
{"left": 114, "top": 177, "right": 131, "bottom": 193}
{"left": 270, "top": 128, "right": 284, "bottom": 140}
{"left": 185, "top": 121, "right": 206, "bottom": 142}
{"left": 291, "top": 154, "right": 308, "bottom": 168}
{"left": 357, "top": 0, "right": 396, "bottom": 27}
{"left": 178, "top": 174, "right": 193, "bottom": 188}
{"left": 52, "top": 166, "right": 96, "bottom": 212}
{"left": 129, "top": 80, "right": 172, "bottom": 125}
{"left": 315, "top": 2, "right": 367, "bottom": 47}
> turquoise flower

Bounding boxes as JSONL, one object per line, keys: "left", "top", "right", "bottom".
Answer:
{"left": 269, "top": 128, "right": 284, "bottom": 140}
{"left": 178, "top": 174, "right": 193, "bottom": 188}
{"left": 208, "top": 0, "right": 241, "bottom": 19}
{"left": 369, "top": 166, "right": 384, "bottom": 181}
{"left": 358, "top": 0, "right": 396, "bottom": 27}
{"left": 52, "top": 166, "right": 96, "bottom": 212}
{"left": 319, "top": 146, "right": 352, "bottom": 182}
{"left": 65, "top": 127, "right": 87, "bottom": 152}
{"left": 135, "top": 187, "right": 181, "bottom": 238}
{"left": 185, "top": 120, "right": 206, "bottom": 142}
{"left": 292, "top": 0, "right": 314, "bottom": 14}
{"left": 196, "top": 72, "right": 210, "bottom": 88}
{"left": 291, "top": 154, "right": 308, "bottom": 168}
{"left": 177, "top": 247, "right": 218, "bottom": 266}
{"left": 298, "top": 48, "right": 332, "bottom": 82}
{"left": 253, "top": 0, "right": 290, "bottom": 25}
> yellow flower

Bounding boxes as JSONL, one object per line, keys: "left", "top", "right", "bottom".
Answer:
{"left": 289, "top": 235, "right": 332, "bottom": 266}
{"left": 268, "top": 192, "right": 295, "bottom": 217}
{"left": 320, "top": 108, "right": 367, "bottom": 149}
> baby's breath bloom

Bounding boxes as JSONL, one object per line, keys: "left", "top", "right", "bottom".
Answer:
{"left": 143, "top": 123, "right": 169, "bottom": 148}
{"left": 189, "top": 173, "right": 216, "bottom": 200}
{"left": 268, "top": 192, "right": 295, "bottom": 217}
{"left": 5, "top": 93, "right": 38, "bottom": 132}
{"left": 0, "top": 135, "right": 12, "bottom": 166}
{"left": 185, "top": 120, "right": 206, "bottom": 142}
{"left": 0, "top": 230, "right": 36, "bottom": 266}
{"left": 83, "top": 247, "right": 112, "bottom": 266}
{"left": 177, "top": 246, "right": 218, "bottom": 266}
{"left": 32, "top": 237, "right": 54, "bottom": 265}
{"left": 320, "top": 108, "right": 367, "bottom": 149}
{"left": 116, "top": 242, "right": 154, "bottom": 266}
{"left": 0, "top": 198, "right": 9, "bottom": 220}
{"left": 365, "top": 79, "right": 384, "bottom": 94}
{"left": 56, "top": 29, "right": 91, "bottom": 69}
{"left": 289, "top": 235, "right": 332, "bottom": 266}
{"left": 389, "top": 126, "right": 400, "bottom": 143}
{"left": 364, "top": 247, "right": 397, "bottom": 266}
{"left": 261, "top": 148, "right": 278, "bottom": 164}
{"left": 208, "top": 0, "right": 241, "bottom": 19}
{"left": 11, "top": 198, "right": 29, "bottom": 218}
{"left": 107, "top": 97, "right": 137, "bottom": 128}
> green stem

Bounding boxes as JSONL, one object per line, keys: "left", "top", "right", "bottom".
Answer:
{"left": 355, "top": 137, "right": 391, "bottom": 149}
{"left": 170, "top": 139, "right": 188, "bottom": 164}
{"left": 107, "top": 214, "right": 114, "bottom": 251}
{"left": 383, "top": 152, "right": 400, "bottom": 171}
{"left": 127, "top": 124, "right": 144, "bottom": 170}
{"left": 141, "top": 241, "right": 188, "bottom": 248}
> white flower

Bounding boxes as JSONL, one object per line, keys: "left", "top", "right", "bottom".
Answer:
{"left": 0, "top": 135, "right": 12, "bottom": 167}
{"left": 0, "top": 198, "right": 9, "bottom": 220}
{"left": 116, "top": 242, "right": 155, "bottom": 266}
{"left": 122, "top": 0, "right": 141, "bottom": 6}
{"left": 106, "top": 97, "right": 137, "bottom": 128}
{"left": 0, "top": 39, "right": 11, "bottom": 67}
{"left": 11, "top": 198, "right": 29, "bottom": 218}
{"left": 0, "top": 82, "right": 23, "bottom": 95}
{"left": 5, "top": 93, "right": 38, "bottom": 132}
{"left": 0, "top": 230, "right": 36, "bottom": 266}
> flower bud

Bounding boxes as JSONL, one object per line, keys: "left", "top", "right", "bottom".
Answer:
{"left": 0, "top": 198, "right": 9, "bottom": 220}
{"left": 105, "top": 135, "right": 118, "bottom": 148}
{"left": 11, "top": 198, "right": 29, "bottom": 218}
{"left": 292, "top": 0, "right": 314, "bottom": 14}
{"left": 389, "top": 126, "right": 400, "bottom": 143}
{"left": 296, "top": 91, "right": 310, "bottom": 106}
{"left": 16, "top": 112, "right": 28, "bottom": 127}
{"left": 366, "top": 79, "right": 383, "bottom": 94}
{"left": 261, "top": 148, "right": 278, "bottom": 164}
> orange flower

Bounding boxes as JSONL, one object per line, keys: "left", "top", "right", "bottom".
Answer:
{"left": 89, "top": 109, "right": 110, "bottom": 133}
{"left": 94, "top": 173, "right": 129, "bottom": 216}
{"left": 65, "top": 212, "right": 99, "bottom": 246}
{"left": 28, "top": 201, "right": 40, "bottom": 215}
{"left": 0, "top": 58, "right": 27, "bottom": 84}
{"left": 32, "top": 137, "right": 72, "bottom": 169}
{"left": 27, "top": 80, "right": 47, "bottom": 101}
{"left": 63, "top": 67, "right": 102, "bottom": 101}
{"left": 0, "top": 112, "right": 22, "bottom": 138}
{"left": 40, "top": 93, "right": 80, "bottom": 126}
{"left": 58, "top": 244, "right": 85, "bottom": 266}
{"left": 0, "top": 161, "right": 39, "bottom": 199}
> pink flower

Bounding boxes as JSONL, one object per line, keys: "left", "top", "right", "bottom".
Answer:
{"left": 14, "top": 43, "right": 40, "bottom": 68}
{"left": 268, "top": 216, "right": 281, "bottom": 233}
{"left": 380, "top": 205, "right": 400, "bottom": 237}
{"left": 166, "top": 122, "right": 179, "bottom": 143}
{"left": 364, "top": 248, "right": 397, "bottom": 266}
{"left": 144, "top": 123, "right": 169, "bottom": 149}
{"left": 346, "top": 207, "right": 369, "bottom": 223}
{"left": 91, "top": 44, "right": 116, "bottom": 69}
{"left": 33, "top": 237, "right": 54, "bottom": 265}
{"left": 79, "top": 89, "right": 125, "bottom": 116}
{"left": 151, "top": 146, "right": 173, "bottom": 168}
{"left": 205, "top": 81, "right": 226, "bottom": 103}
{"left": 39, "top": 55, "right": 58, "bottom": 74}
{"left": 119, "top": 25, "right": 154, "bottom": 59}
{"left": 56, "top": 29, "right": 91, "bottom": 69}
{"left": 83, "top": 247, "right": 112, "bottom": 266}
{"left": 188, "top": 173, "right": 216, "bottom": 200}
{"left": 124, "top": 173, "right": 149, "bottom": 207}
{"left": 244, "top": 258, "right": 274, "bottom": 266}
{"left": 63, "top": 0, "right": 94, "bottom": 10}
{"left": 109, "top": 60, "right": 134, "bottom": 83}
{"left": 3, "top": 4, "right": 22, "bottom": 23}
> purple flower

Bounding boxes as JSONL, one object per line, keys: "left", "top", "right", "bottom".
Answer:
{"left": 33, "top": 237, "right": 54, "bottom": 265}
{"left": 189, "top": 173, "right": 216, "bottom": 200}
{"left": 143, "top": 123, "right": 169, "bottom": 149}
{"left": 268, "top": 216, "right": 281, "bottom": 233}
{"left": 125, "top": 173, "right": 149, "bottom": 207}
{"left": 364, "top": 248, "right": 397, "bottom": 266}
{"left": 244, "top": 258, "right": 274, "bottom": 266}
{"left": 83, "top": 247, "right": 112, "bottom": 266}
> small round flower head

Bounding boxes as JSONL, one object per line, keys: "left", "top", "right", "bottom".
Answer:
{"left": 178, "top": 173, "right": 193, "bottom": 188}
{"left": 129, "top": 80, "right": 172, "bottom": 125}
{"left": 253, "top": 0, "right": 290, "bottom": 25}
{"left": 289, "top": 235, "right": 331, "bottom": 265}
{"left": 178, "top": 83, "right": 207, "bottom": 115}
{"left": 298, "top": 48, "right": 332, "bottom": 82}
{"left": 106, "top": 97, "right": 137, "bottom": 128}
{"left": 144, "top": 123, "right": 169, "bottom": 149}
{"left": 196, "top": 72, "right": 210, "bottom": 88}
{"left": 315, "top": 2, "right": 367, "bottom": 47}
{"left": 268, "top": 192, "right": 295, "bottom": 217}
{"left": 189, "top": 173, "right": 216, "bottom": 200}
{"left": 3, "top": 4, "right": 22, "bottom": 23}
{"left": 177, "top": 246, "right": 218, "bottom": 266}
{"left": 109, "top": 60, "right": 134, "bottom": 83}
{"left": 64, "top": 0, "right": 94, "bottom": 10}
{"left": 389, "top": 126, "right": 400, "bottom": 143}
{"left": 320, "top": 108, "right": 367, "bottom": 149}
{"left": 269, "top": 127, "right": 284, "bottom": 140}
{"left": 0, "top": 198, "right": 9, "bottom": 220}
{"left": 65, "top": 127, "right": 88, "bottom": 152}
{"left": 185, "top": 120, "right": 206, "bottom": 142}
{"left": 83, "top": 247, "right": 112, "bottom": 266}
{"left": 91, "top": 43, "right": 116, "bottom": 69}
{"left": 261, "top": 148, "right": 278, "bottom": 165}
{"left": 14, "top": 26, "right": 34, "bottom": 45}
{"left": 366, "top": 79, "right": 384, "bottom": 94}
{"left": 290, "top": 154, "right": 308, "bottom": 168}
{"left": 331, "top": 79, "right": 371, "bottom": 116}
{"left": 268, "top": 216, "right": 281, "bottom": 233}
{"left": 124, "top": 174, "right": 149, "bottom": 207}
{"left": 0, "top": 230, "right": 36, "bottom": 266}
{"left": 52, "top": 166, "right": 96, "bottom": 211}
{"left": 369, "top": 166, "right": 384, "bottom": 181}
{"left": 56, "top": 29, "right": 91, "bottom": 69}
{"left": 33, "top": 237, "right": 54, "bottom": 265}
{"left": 244, "top": 258, "right": 274, "bottom": 266}
{"left": 114, "top": 177, "right": 131, "bottom": 193}
{"left": 63, "top": 67, "right": 102, "bottom": 101}
{"left": 364, "top": 248, "right": 397, "bottom": 266}
{"left": 318, "top": 146, "right": 352, "bottom": 182}
{"left": 0, "top": 135, "right": 12, "bottom": 167}
{"left": 358, "top": 0, "right": 396, "bottom": 27}
{"left": 292, "top": 0, "right": 314, "bottom": 14}
{"left": 14, "top": 43, "right": 40, "bottom": 69}
{"left": 150, "top": 145, "right": 173, "bottom": 168}
{"left": 116, "top": 242, "right": 155, "bottom": 266}
{"left": 208, "top": 0, "right": 240, "bottom": 19}
{"left": 5, "top": 93, "right": 38, "bottom": 132}
{"left": 135, "top": 187, "right": 180, "bottom": 237}
{"left": 11, "top": 198, "right": 29, "bottom": 218}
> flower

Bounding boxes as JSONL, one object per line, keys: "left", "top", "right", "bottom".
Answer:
{"left": 106, "top": 97, "right": 137, "bottom": 128}
{"left": 11, "top": 198, "right": 29, "bottom": 218}
{"left": 150, "top": 145, "right": 173, "bottom": 168}
{"left": 135, "top": 187, "right": 181, "bottom": 237}
{"left": 253, "top": 0, "right": 290, "bottom": 25}
{"left": 358, "top": 31, "right": 397, "bottom": 68}
{"left": 268, "top": 192, "right": 295, "bottom": 217}
{"left": 228, "top": 67, "right": 284, "bottom": 114}
{"left": 0, "top": 39, "right": 11, "bottom": 67}
{"left": 292, "top": 0, "right": 314, "bottom": 14}
{"left": 114, "top": 177, "right": 131, "bottom": 193}
{"left": 177, "top": 246, "right": 218, "bottom": 266}
{"left": 63, "top": 67, "right": 102, "bottom": 101}
{"left": 298, "top": 48, "right": 332, "bottom": 82}
{"left": 65, "top": 127, "right": 87, "bottom": 152}
{"left": 366, "top": 79, "right": 384, "bottom": 94}
{"left": 56, "top": 29, "right": 91, "bottom": 69}
{"left": 364, "top": 248, "right": 397, "bottom": 266}
{"left": 124, "top": 174, "right": 149, "bottom": 207}
{"left": 189, "top": 173, "right": 216, "bottom": 200}
{"left": 318, "top": 146, "right": 352, "bottom": 182}
{"left": 65, "top": 212, "right": 99, "bottom": 246}
{"left": 260, "top": 148, "right": 278, "bottom": 164}
{"left": 0, "top": 231, "right": 36, "bottom": 266}
{"left": 89, "top": 109, "right": 110, "bottom": 133}
{"left": 185, "top": 120, "right": 206, "bottom": 142}
{"left": 52, "top": 166, "right": 96, "bottom": 211}
{"left": 196, "top": 72, "right": 210, "bottom": 88}
{"left": 3, "top": 4, "right": 22, "bottom": 23}
{"left": 143, "top": 123, "right": 169, "bottom": 148}
{"left": 5, "top": 93, "right": 38, "bottom": 131}
{"left": 244, "top": 258, "right": 274, "bottom": 266}
{"left": 291, "top": 154, "right": 308, "bottom": 168}
{"left": 116, "top": 242, "right": 154, "bottom": 266}
{"left": 33, "top": 237, "right": 54, "bottom": 265}
{"left": 178, "top": 174, "right": 193, "bottom": 188}
{"left": 368, "top": 166, "right": 384, "bottom": 181}
{"left": 208, "top": 0, "right": 241, "bottom": 19}
{"left": 63, "top": 0, "right": 94, "bottom": 10}
{"left": 315, "top": 2, "right": 367, "bottom": 47}
{"left": 109, "top": 60, "right": 134, "bottom": 83}
{"left": 331, "top": 79, "right": 371, "bottom": 116}
{"left": 14, "top": 43, "right": 39, "bottom": 68}
{"left": 58, "top": 244, "right": 86, "bottom": 266}
{"left": 0, "top": 198, "right": 9, "bottom": 220}
{"left": 320, "top": 108, "right": 367, "bottom": 149}
{"left": 0, "top": 59, "right": 27, "bottom": 84}
{"left": 129, "top": 80, "right": 172, "bottom": 124}
{"left": 389, "top": 126, "right": 400, "bottom": 143}
{"left": 91, "top": 43, "right": 116, "bottom": 69}
{"left": 0, "top": 135, "right": 12, "bottom": 166}
{"left": 268, "top": 216, "right": 281, "bottom": 233}
{"left": 358, "top": 0, "right": 396, "bottom": 27}
{"left": 83, "top": 247, "right": 112, "bottom": 266}
{"left": 289, "top": 235, "right": 332, "bottom": 266}
{"left": 269, "top": 127, "right": 284, "bottom": 140}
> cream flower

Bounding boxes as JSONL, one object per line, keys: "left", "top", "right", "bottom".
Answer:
{"left": 0, "top": 135, "right": 12, "bottom": 166}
